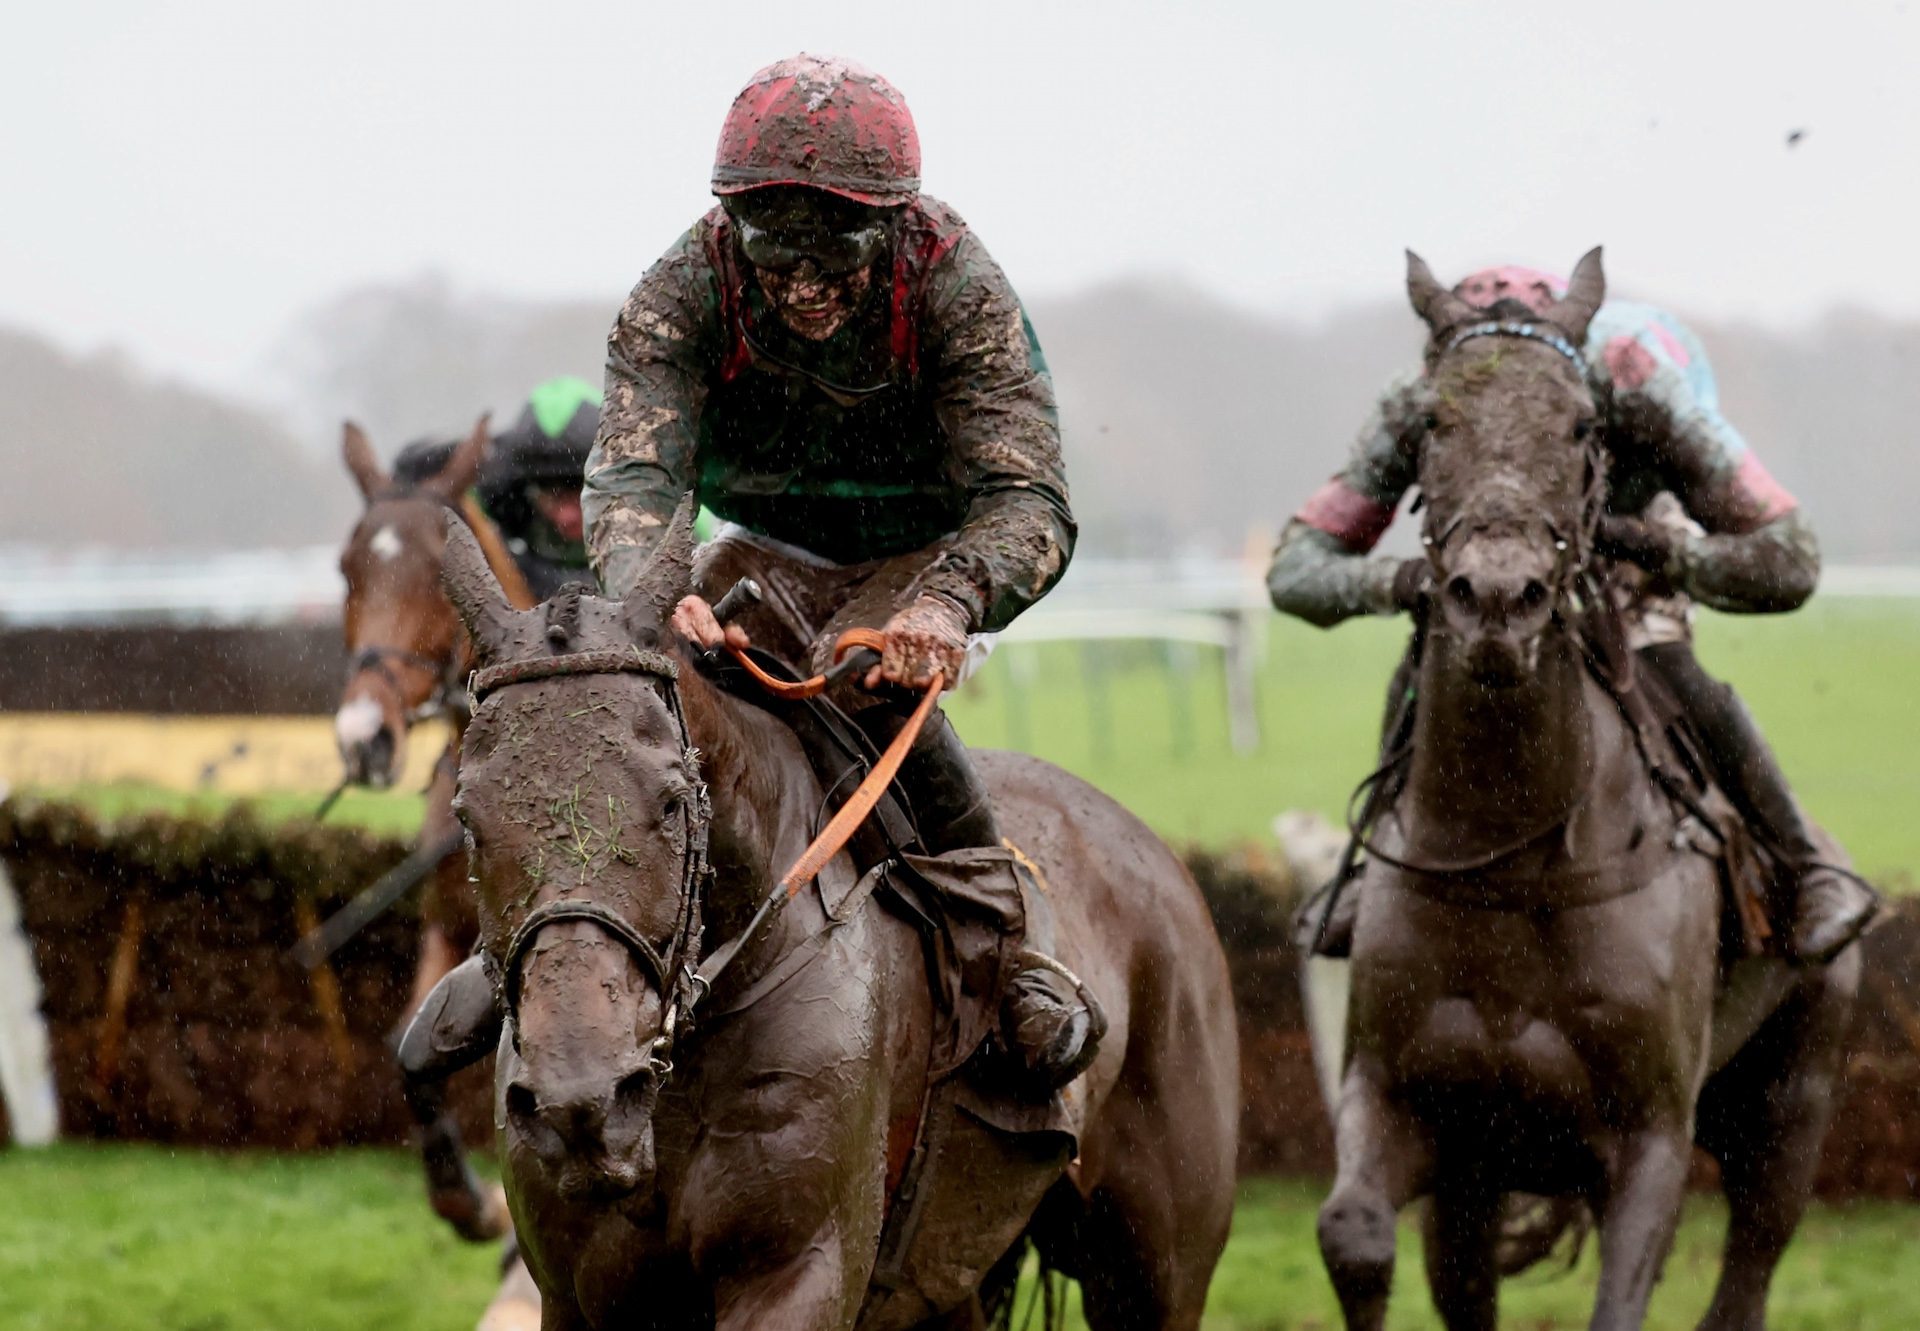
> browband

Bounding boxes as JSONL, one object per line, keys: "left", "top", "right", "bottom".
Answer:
{"left": 470, "top": 648, "right": 680, "bottom": 702}
{"left": 1442, "top": 320, "right": 1589, "bottom": 376}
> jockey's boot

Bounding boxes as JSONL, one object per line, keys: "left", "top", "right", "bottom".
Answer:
{"left": 396, "top": 956, "right": 511, "bottom": 1242}
{"left": 1641, "top": 644, "right": 1879, "bottom": 965}
{"left": 886, "top": 709, "right": 1101, "bottom": 1091}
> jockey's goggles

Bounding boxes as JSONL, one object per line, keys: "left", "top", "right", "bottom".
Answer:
{"left": 726, "top": 192, "right": 893, "bottom": 275}
{"left": 733, "top": 217, "right": 890, "bottom": 275}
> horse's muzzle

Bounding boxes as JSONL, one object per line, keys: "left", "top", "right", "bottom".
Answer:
{"left": 335, "top": 697, "right": 401, "bottom": 787}
{"left": 1439, "top": 538, "right": 1557, "bottom": 685}
{"left": 504, "top": 1064, "right": 661, "bottom": 1205}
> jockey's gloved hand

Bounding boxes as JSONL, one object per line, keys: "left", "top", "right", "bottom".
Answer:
{"left": 1392, "top": 558, "right": 1433, "bottom": 612}
{"left": 1594, "top": 515, "right": 1678, "bottom": 576}
{"left": 671, "top": 595, "right": 751, "bottom": 653}
{"left": 872, "top": 593, "right": 969, "bottom": 691}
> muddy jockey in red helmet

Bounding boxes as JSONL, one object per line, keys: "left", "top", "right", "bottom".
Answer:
{"left": 1273, "top": 260, "right": 1879, "bottom": 966}
{"left": 533, "top": 55, "right": 1085, "bottom": 1090}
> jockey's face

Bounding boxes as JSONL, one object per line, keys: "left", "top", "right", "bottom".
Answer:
{"left": 729, "top": 186, "right": 890, "bottom": 341}
{"left": 532, "top": 486, "right": 584, "bottom": 542}
{"left": 753, "top": 260, "right": 875, "bottom": 340}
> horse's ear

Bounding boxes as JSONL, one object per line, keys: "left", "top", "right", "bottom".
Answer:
{"left": 622, "top": 493, "right": 700, "bottom": 627}
{"left": 1406, "top": 250, "right": 1475, "bottom": 334}
{"left": 427, "top": 414, "right": 490, "bottom": 503}
{"left": 1547, "top": 247, "right": 1605, "bottom": 343}
{"left": 343, "top": 421, "right": 387, "bottom": 501}
{"left": 442, "top": 511, "right": 516, "bottom": 659}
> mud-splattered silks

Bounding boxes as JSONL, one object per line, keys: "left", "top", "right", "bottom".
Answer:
{"left": 1269, "top": 297, "right": 1817, "bottom": 639}
{"left": 583, "top": 196, "right": 1073, "bottom": 637}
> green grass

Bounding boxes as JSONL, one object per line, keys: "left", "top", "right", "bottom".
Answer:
{"left": 0, "top": 1146, "right": 499, "bottom": 1331}
{"left": 0, "top": 1146, "right": 1911, "bottom": 1330}
{"left": 27, "top": 598, "right": 1920, "bottom": 885}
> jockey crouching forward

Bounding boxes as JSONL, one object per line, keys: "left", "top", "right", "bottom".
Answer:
{"left": 1272, "top": 264, "right": 1877, "bottom": 965}
{"left": 582, "top": 55, "right": 1093, "bottom": 1088}
{"left": 476, "top": 377, "right": 602, "bottom": 600}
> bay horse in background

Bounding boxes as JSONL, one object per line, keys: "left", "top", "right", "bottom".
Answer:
{"left": 434, "top": 503, "right": 1241, "bottom": 1330}
{"left": 335, "top": 415, "right": 537, "bottom": 1247}
{"left": 1316, "top": 249, "right": 1861, "bottom": 1331}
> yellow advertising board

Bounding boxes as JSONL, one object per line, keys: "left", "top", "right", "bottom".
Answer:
{"left": 0, "top": 714, "right": 453, "bottom": 796}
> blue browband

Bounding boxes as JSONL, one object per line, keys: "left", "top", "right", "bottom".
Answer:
{"left": 1441, "top": 320, "right": 1590, "bottom": 377}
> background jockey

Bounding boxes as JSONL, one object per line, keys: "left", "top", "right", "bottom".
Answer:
{"left": 476, "top": 376, "right": 600, "bottom": 599}
{"left": 580, "top": 55, "right": 1092, "bottom": 1089}
{"left": 1269, "top": 263, "right": 1878, "bottom": 965}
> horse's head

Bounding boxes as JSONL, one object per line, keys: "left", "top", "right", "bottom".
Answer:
{"left": 443, "top": 497, "right": 701, "bottom": 1208}
{"left": 335, "top": 417, "right": 488, "bottom": 786}
{"left": 1404, "top": 248, "right": 1607, "bottom": 686}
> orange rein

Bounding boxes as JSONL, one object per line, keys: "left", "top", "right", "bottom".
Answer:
{"left": 723, "top": 628, "right": 944, "bottom": 898}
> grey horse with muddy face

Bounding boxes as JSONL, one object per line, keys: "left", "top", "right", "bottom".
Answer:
{"left": 1316, "top": 250, "right": 1861, "bottom": 1331}
{"left": 436, "top": 504, "right": 1240, "bottom": 1331}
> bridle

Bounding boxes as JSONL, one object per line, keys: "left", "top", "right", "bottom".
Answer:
{"left": 470, "top": 647, "right": 714, "bottom": 1084}
{"left": 464, "top": 628, "right": 949, "bottom": 1092}
{"left": 343, "top": 642, "right": 468, "bottom": 726}
{"left": 341, "top": 487, "right": 477, "bottom": 728}
{"left": 1418, "top": 318, "right": 1611, "bottom": 606}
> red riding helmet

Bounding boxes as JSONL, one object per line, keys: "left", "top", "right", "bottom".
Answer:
{"left": 711, "top": 54, "right": 921, "bottom": 207}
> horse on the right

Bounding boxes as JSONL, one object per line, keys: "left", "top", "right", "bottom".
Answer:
{"left": 1314, "top": 249, "right": 1862, "bottom": 1331}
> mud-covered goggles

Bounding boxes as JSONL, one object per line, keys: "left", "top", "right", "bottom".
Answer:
{"left": 726, "top": 193, "right": 893, "bottom": 275}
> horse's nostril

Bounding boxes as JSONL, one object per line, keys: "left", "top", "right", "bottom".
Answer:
{"left": 505, "top": 1082, "right": 538, "bottom": 1128}
{"left": 1521, "top": 579, "right": 1549, "bottom": 611}
{"left": 366, "top": 730, "right": 396, "bottom": 782}
{"left": 1447, "top": 576, "right": 1476, "bottom": 609}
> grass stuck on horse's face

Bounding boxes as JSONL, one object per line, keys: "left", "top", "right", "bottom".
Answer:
{"left": 443, "top": 500, "right": 701, "bottom": 1211}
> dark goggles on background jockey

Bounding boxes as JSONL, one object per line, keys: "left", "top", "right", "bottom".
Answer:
{"left": 725, "top": 191, "right": 894, "bottom": 275}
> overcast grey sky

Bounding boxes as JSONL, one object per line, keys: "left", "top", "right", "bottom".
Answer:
{"left": 3, "top": 1, "right": 1916, "bottom": 399}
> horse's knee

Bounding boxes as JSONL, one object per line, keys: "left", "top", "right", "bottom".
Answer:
{"left": 1318, "top": 1191, "right": 1398, "bottom": 1299}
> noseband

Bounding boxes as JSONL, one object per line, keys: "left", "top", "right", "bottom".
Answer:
{"left": 344, "top": 643, "right": 467, "bottom": 726}
{"left": 470, "top": 647, "right": 713, "bottom": 1080}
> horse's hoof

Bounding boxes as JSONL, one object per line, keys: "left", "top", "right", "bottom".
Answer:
{"left": 433, "top": 1182, "right": 512, "bottom": 1243}
{"left": 475, "top": 1297, "right": 541, "bottom": 1331}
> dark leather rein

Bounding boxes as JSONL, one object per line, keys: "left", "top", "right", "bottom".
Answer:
{"left": 471, "top": 648, "right": 714, "bottom": 1081}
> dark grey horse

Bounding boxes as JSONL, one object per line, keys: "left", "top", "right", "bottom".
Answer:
{"left": 1315, "top": 250, "right": 1861, "bottom": 1331}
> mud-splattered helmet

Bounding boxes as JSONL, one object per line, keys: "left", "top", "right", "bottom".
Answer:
{"left": 711, "top": 54, "right": 920, "bottom": 207}
{"left": 1452, "top": 265, "right": 1568, "bottom": 318}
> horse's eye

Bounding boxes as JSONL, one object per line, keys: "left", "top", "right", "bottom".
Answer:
{"left": 1423, "top": 413, "right": 1441, "bottom": 433}
{"left": 1573, "top": 418, "right": 1595, "bottom": 441}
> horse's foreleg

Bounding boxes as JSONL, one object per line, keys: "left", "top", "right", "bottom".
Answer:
{"left": 1586, "top": 1127, "right": 1691, "bottom": 1331}
{"left": 1695, "top": 958, "right": 1856, "bottom": 1331}
{"left": 402, "top": 748, "right": 476, "bottom": 1024}
{"left": 397, "top": 954, "right": 509, "bottom": 1243}
{"left": 1421, "top": 1179, "right": 1500, "bottom": 1331}
{"left": 711, "top": 1236, "right": 855, "bottom": 1331}
{"left": 1317, "top": 1067, "right": 1432, "bottom": 1331}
